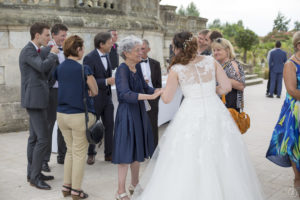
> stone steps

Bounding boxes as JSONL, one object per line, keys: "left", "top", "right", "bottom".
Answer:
{"left": 246, "top": 78, "right": 264, "bottom": 86}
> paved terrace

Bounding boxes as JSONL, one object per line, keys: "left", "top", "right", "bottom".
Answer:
{"left": 0, "top": 81, "right": 299, "bottom": 200}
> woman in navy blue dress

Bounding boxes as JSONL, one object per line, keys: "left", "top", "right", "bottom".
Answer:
{"left": 112, "top": 36, "right": 162, "bottom": 200}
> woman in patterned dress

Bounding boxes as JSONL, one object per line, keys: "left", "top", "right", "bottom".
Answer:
{"left": 266, "top": 31, "right": 300, "bottom": 188}
{"left": 212, "top": 38, "right": 245, "bottom": 112}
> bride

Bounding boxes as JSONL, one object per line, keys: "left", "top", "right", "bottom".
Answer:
{"left": 130, "top": 32, "right": 264, "bottom": 200}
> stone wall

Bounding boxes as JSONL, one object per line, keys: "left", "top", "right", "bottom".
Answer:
{"left": 0, "top": 0, "right": 207, "bottom": 132}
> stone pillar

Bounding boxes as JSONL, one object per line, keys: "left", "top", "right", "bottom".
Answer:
{"left": 119, "top": 0, "right": 131, "bottom": 14}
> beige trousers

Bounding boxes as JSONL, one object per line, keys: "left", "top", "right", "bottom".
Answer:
{"left": 57, "top": 112, "right": 96, "bottom": 190}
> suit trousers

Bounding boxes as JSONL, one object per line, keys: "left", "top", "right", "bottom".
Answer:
{"left": 88, "top": 101, "right": 114, "bottom": 157}
{"left": 44, "top": 88, "right": 67, "bottom": 163}
{"left": 147, "top": 99, "right": 159, "bottom": 148}
{"left": 269, "top": 72, "right": 283, "bottom": 97}
{"left": 27, "top": 108, "right": 49, "bottom": 181}
{"left": 57, "top": 112, "right": 96, "bottom": 190}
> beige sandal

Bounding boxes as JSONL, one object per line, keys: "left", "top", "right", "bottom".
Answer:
{"left": 115, "top": 192, "right": 129, "bottom": 200}
{"left": 128, "top": 184, "right": 136, "bottom": 195}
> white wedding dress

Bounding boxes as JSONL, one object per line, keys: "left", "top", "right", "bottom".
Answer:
{"left": 132, "top": 56, "right": 264, "bottom": 200}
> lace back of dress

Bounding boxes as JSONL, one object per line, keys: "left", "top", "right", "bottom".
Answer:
{"left": 173, "top": 56, "right": 216, "bottom": 98}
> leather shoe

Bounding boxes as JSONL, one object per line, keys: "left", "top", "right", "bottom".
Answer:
{"left": 57, "top": 157, "right": 65, "bottom": 164}
{"left": 27, "top": 173, "right": 54, "bottom": 182}
{"left": 105, "top": 155, "right": 112, "bottom": 162}
{"left": 42, "top": 162, "right": 51, "bottom": 172}
{"left": 87, "top": 155, "right": 95, "bottom": 165}
{"left": 30, "top": 179, "right": 51, "bottom": 190}
{"left": 267, "top": 94, "right": 274, "bottom": 98}
{"left": 40, "top": 173, "right": 54, "bottom": 181}
{"left": 277, "top": 95, "right": 281, "bottom": 98}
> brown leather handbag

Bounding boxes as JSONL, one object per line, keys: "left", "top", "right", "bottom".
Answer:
{"left": 221, "top": 95, "right": 250, "bottom": 134}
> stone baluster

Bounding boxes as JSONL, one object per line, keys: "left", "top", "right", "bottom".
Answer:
{"left": 27, "top": 0, "right": 35, "bottom": 5}
{"left": 3, "top": 0, "right": 13, "bottom": 5}
{"left": 91, "top": 0, "right": 98, "bottom": 7}
{"left": 106, "top": 0, "right": 112, "bottom": 9}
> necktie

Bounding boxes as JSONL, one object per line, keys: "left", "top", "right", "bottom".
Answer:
{"left": 141, "top": 59, "right": 148, "bottom": 63}
{"left": 37, "top": 48, "right": 41, "bottom": 53}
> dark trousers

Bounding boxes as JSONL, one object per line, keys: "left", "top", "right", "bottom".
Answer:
{"left": 269, "top": 72, "right": 283, "bottom": 97}
{"left": 88, "top": 101, "right": 114, "bottom": 157}
{"left": 147, "top": 99, "right": 159, "bottom": 148}
{"left": 267, "top": 71, "right": 277, "bottom": 95}
{"left": 27, "top": 108, "right": 49, "bottom": 181}
{"left": 44, "top": 88, "right": 66, "bottom": 163}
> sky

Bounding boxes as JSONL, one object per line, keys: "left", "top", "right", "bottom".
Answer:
{"left": 160, "top": 0, "right": 299, "bottom": 36}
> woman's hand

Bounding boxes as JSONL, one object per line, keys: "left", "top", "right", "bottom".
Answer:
{"left": 149, "top": 89, "right": 163, "bottom": 100}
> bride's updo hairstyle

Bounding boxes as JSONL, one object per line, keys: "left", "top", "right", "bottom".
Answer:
{"left": 168, "top": 31, "right": 198, "bottom": 70}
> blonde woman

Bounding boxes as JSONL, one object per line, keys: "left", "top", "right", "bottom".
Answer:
{"left": 212, "top": 38, "right": 245, "bottom": 112}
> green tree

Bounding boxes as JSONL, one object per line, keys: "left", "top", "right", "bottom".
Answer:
{"left": 294, "top": 21, "right": 300, "bottom": 31}
{"left": 223, "top": 20, "right": 244, "bottom": 38}
{"left": 177, "top": 5, "right": 186, "bottom": 16}
{"left": 235, "top": 29, "right": 259, "bottom": 63}
{"left": 186, "top": 2, "right": 200, "bottom": 17}
{"left": 208, "top": 19, "right": 222, "bottom": 29}
{"left": 273, "top": 12, "right": 291, "bottom": 32}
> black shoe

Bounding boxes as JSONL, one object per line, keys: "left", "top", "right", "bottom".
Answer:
{"left": 266, "top": 92, "right": 270, "bottom": 96}
{"left": 267, "top": 94, "right": 274, "bottom": 98}
{"left": 30, "top": 178, "right": 51, "bottom": 190}
{"left": 277, "top": 95, "right": 281, "bottom": 98}
{"left": 57, "top": 156, "right": 65, "bottom": 164}
{"left": 40, "top": 173, "right": 54, "bottom": 181}
{"left": 42, "top": 162, "right": 51, "bottom": 172}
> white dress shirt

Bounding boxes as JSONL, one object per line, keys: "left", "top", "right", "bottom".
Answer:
{"left": 140, "top": 58, "right": 153, "bottom": 87}
{"left": 48, "top": 40, "right": 65, "bottom": 88}
{"left": 97, "top": 49, "right": 108, "bottom": 70}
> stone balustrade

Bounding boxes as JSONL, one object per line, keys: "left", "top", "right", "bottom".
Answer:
{"left": 76, "top": 0, "right": 118, "bottom": 10}
{"left": 0, "top": 0, "right": 57, "bottom": 5}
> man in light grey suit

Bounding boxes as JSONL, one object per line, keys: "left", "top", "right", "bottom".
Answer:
{"left": 19, "top": 22, "right": 59, "bottom": 190}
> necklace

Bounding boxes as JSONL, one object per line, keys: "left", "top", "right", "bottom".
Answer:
{"left": 295, "top": 54, "right": 300, "bottom": 62}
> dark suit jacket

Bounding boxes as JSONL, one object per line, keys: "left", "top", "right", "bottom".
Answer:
{"left": 40, "top": 46, "right": 60, "bottom": 88}
{"left": 19, "top": 42, "right": 58, "bottom": 109}
{"left": 144, "top": 58, "right": 162, "bottom": 110}
{"left": 269, "top": 48, "right": 287, "bottom": 73}
{"left": 109, "top": 43, "right": 119, "bottom": 70}
{"left": 83, "top": 49, "right": 113, "bottom": 111}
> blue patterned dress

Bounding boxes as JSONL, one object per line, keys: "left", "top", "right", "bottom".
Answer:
{"left": 266, "top": 59, "right": 300, "bottom": 170}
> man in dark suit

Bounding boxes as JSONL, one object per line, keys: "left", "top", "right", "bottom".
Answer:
{"left": 140, "top": 39, "right": 162, "bottom": 147}
{"left": 19, "top": 22, "right": 59, "bottom": 190}
{"left": 84, "top": 32, "right": 115, "bottom": 164}
{"left": 108, "top": 29, "right": 119, "bottom": 70}
{"left": 267, "top": 41, "right": 287, "bottom": 98}
{"left": 40, "top": 24, "right": 68, "bottom": 172}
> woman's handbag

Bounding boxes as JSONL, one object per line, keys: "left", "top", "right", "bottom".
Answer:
{"left": 81, "top": 65, "right": 105, "bottom": 144}
{"left": 221, "top": 95, "right": 250, "bottom": 134}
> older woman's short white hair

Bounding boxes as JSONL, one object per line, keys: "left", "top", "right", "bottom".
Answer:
{"left": 118, "top": 35, "right": 142, "bottom": 59}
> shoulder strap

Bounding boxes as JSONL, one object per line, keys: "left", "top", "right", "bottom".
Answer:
{"left": 81, "top": 65, "right": 89, "bottom": 130}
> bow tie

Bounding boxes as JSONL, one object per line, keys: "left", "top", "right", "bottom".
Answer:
{"left": 37, "top": 48, "right": 41, "bottom": 53}
{"left": 101, "top": 55, "right": 107, "bottom": 58}
{"left": 58, "top": 47, "right": 63, "bottom": 51}
{"left": 141, "top": 59, "right": 148, "bottom": 63}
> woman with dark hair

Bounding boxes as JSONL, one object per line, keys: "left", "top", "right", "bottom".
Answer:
{"left": 54, "top": 35, "right": 98, "bottom": 199}
{"left": 131, "top": 32, "right": 264, "bottom": 200}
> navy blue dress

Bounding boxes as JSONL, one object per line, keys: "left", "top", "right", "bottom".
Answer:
{"left": 112, "top": 63, "right": 155, "bottom": 164}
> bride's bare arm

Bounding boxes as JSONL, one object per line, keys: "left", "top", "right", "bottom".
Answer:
{"left": 161, "top": 69, "right": 179, "bottom": 104}
{"left": 215, "top": 61, "right": 232, "bottom": 95}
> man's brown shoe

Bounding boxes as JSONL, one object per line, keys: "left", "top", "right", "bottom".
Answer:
{"left": 105, "top": 155, "right": 112, "bottom": 162}
{"left": 87, "top": 155, "right": 95, "bottom": 165}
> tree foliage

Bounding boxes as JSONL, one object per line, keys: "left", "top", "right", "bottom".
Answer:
{"left": 235, "top": 29, "right": 259, "bottom": 63}
{"left": 273, "top": 12, "right": 291, "bottom": 32}
{"left": 176, "top": 2, "right": 200, "bottom": 17}
{"left": 294, "top": 21, "right": 300, "bottom": 31}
